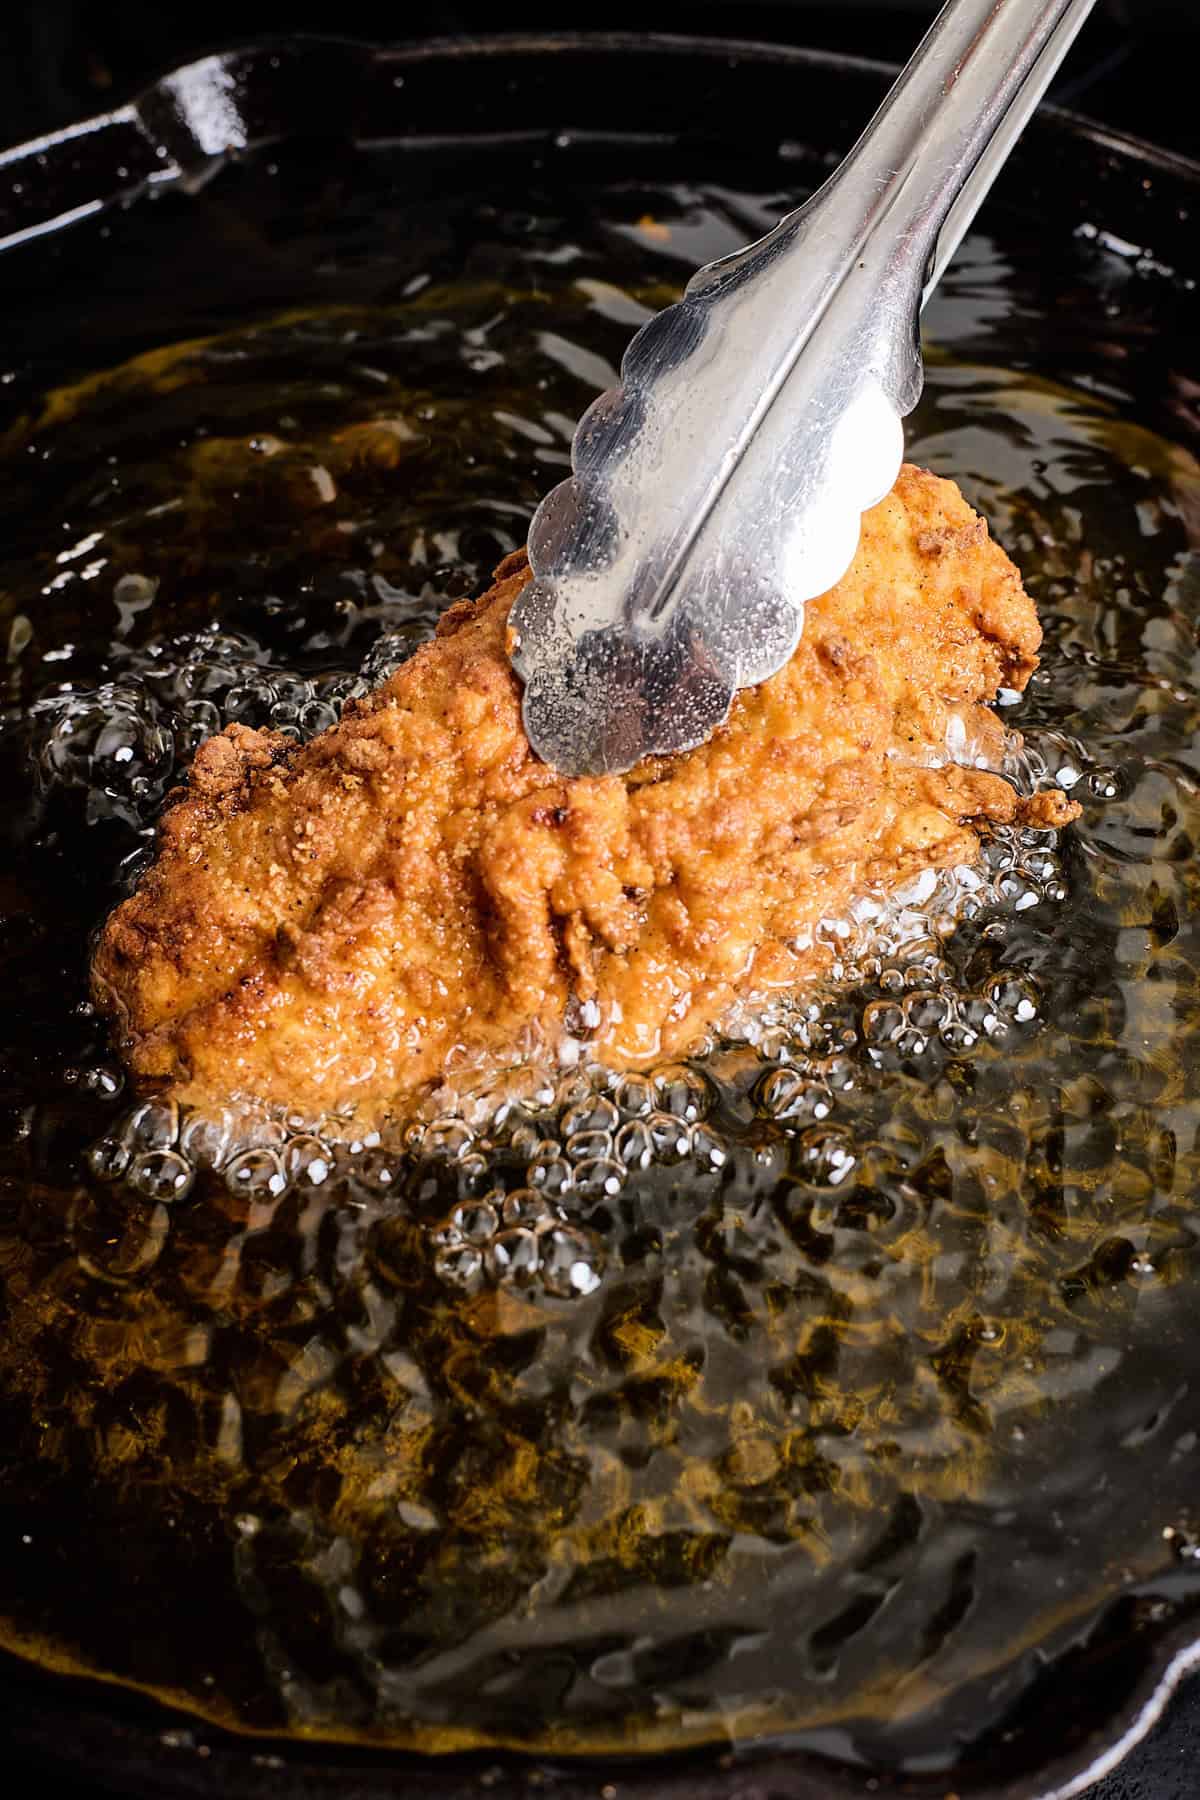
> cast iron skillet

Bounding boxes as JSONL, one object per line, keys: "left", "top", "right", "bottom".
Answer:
{"left": 0, "top": 31, "right": 1198, "bottom": 1800}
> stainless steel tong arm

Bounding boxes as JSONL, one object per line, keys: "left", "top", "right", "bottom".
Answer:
{"left": 508, "top": 0, "right": 1098, "bottom": 776}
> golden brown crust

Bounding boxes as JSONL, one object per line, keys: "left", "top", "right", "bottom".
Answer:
{"left": 91, "top": 465, "right": 1078, "bottom": 1121}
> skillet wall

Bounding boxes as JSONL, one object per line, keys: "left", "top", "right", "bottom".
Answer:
{"left": 0, "top": 1, "right": 1197, "bottom": 158}
{"left": 0, "top": 30, "right": 1198, "bottom": 1800}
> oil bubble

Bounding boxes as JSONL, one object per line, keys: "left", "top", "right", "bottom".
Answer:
{"left": 614, "top": 1119, "right": 654, "bottom": 1171}
{"left": 562, "top": 1096, "right": 620, "bottom": 1137}
{"left": 434, "top": 1242, "right": 483, "bottom": 1292}
{"left": 527, "top": 1152, "right": 573, "bottom": 1197}
{"left": 502, "top": 1189, "right": 559, "bottom": 1230}
{"left": 652, "top": 1064, "right": 709, "bottom": 1121}
{"left": 123, "top": 1099, "right": 180, "bottom": 1152}
{"left": 645, "top": 1112, "right": 693, "bottom": 1164}
{"left": 179, "top": 1109, "right": 233, "bottom": 1170}
{"left": 614, "top": 1073, "right": 654, "bottom": 1117}
{"left": 793, "top": 1126, "right": 857, "bottom": 1187}
{"left": 225, "top": 1149, "right": 288, "bottom": 1202}
{"left": 128, "top": 1149, "right": 194, "bottom": 1204}
{"left": 487, "top": 1228, "right": 540, "bottom": 1288}
{"left": 283, "top": 1135, "right": 333, "bottom": 1188}
{"left": 566, "top": 1128, "right": 614, "bottom": 1163}
{"left": 757, "top": 1068, "right": 833, "bottom": 1122}
{"left": 573, "top": 1156, "right": 625, "bottom": 1200}
{"left": 87, "top": 1136, "right": 131, "bottom": 1183}
{"left": 449, "top": 1199, "right": 499, "bottom": 1245}
{"left": 541, "top": 1225, "right": 605, "bottom": 1298}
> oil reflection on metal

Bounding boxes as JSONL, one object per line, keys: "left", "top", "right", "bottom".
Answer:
{"left": 509, "top": 0, "right": 1099, "bottom": 777}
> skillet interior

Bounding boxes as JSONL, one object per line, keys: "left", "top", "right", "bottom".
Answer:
{"left": 0, "top": 31, "right": 1199, "bottom": 1800}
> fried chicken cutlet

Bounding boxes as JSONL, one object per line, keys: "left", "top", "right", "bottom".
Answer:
{"left": 92, "top": 466, "right": 1078, "bottom": 1124}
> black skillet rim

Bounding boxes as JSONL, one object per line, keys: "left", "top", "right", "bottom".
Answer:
{"left": 1, "top": 28, "right": 1199, "bottom": 1800}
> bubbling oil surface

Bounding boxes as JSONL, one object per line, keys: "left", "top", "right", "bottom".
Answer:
{"left": 0, "top": 169, "right": 1199, "bottom": 1773}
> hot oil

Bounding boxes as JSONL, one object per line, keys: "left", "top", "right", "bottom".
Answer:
{"left": 0, "top": 169, "right": 1198, "bottom": 1770}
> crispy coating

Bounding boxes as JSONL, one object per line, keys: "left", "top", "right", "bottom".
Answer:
{"left": 92, "top": 466, "right": 1078, "bottom": 1122}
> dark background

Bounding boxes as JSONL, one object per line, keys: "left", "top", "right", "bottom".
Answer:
{"left": 1, "top": 0, "right": 1199, "bottom": 1795}
{"left": 0, "top": 0, "right": 1197, "bottom": 160}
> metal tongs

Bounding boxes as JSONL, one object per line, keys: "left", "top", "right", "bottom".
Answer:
{"left": 509, "top": 0, "right": 1098, "bottom": 776}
